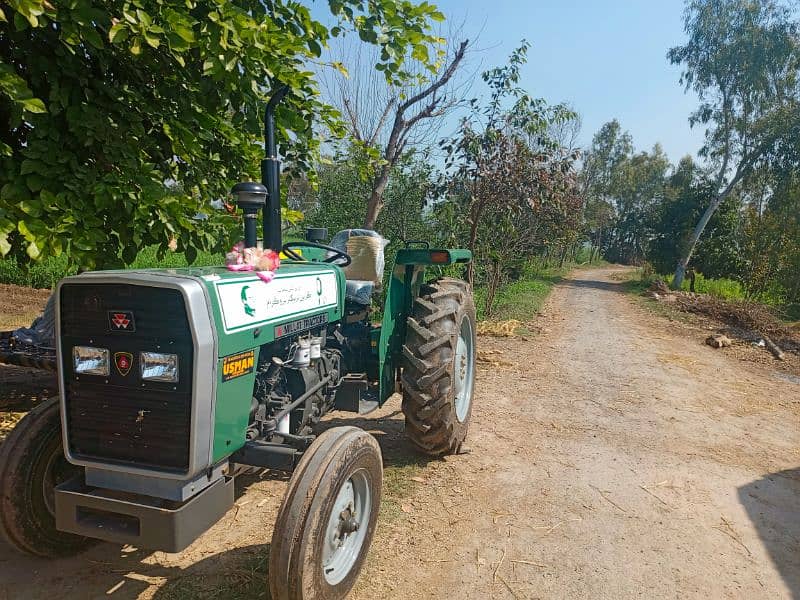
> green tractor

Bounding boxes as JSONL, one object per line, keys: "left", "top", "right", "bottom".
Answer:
{"left": 0, "top": 89, "right": 476, "bottom": 599}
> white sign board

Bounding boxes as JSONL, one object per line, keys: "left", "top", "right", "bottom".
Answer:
{"left": 215, "top": 271, "right": 338, "bottom": 333}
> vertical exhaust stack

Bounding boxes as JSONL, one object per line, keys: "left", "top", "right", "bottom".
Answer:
{"left": 262, "top": 85, "right": 289, "bottom": 252}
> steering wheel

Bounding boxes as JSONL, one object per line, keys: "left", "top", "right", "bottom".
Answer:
{"left": 282, "top": 241, "right": 352, "bottom": 267}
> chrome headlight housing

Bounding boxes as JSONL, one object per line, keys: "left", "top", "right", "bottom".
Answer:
{"left": 140, "top": 352, "right": 179, "bottom": 382}
{"left": 72, "top": 346, "right": 110, "bottom": 376}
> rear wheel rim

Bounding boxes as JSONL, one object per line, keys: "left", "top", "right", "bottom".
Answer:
{"left": 321, "top": 468, "right": 372, "bottom": 585}
{"left": 454, "top": 316, "right": 475, "bottom": 423}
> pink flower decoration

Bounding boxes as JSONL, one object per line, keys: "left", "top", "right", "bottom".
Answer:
{"left": 255, "top": 270, "right": 275, "bottom": 283}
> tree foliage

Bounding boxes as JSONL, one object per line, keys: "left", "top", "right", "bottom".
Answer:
{"left": 435, "top": 42, "right": 582, "bottom": 315}
{"left": 667, "top": 0, "right": 800, "bottom": 287}
{"left": 586, "top": 116, "right": 800, "bottom": 307}
{"left": 0, "top": 0, "right": 445, "bottom": 267}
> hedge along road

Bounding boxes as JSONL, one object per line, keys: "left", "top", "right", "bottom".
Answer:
{"left": 1, "top": 266, "right": 799, "bottom": 599}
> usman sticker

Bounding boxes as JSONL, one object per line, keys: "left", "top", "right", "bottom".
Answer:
{"left": 222, "top": 350, "right": 255, "bottom": 382}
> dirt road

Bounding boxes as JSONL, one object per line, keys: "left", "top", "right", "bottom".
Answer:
{"left": 351, "top": 267, "right": 800, "bottom": 599}
{"left": 2, "top": 267, "right": 799, "bottom": 599}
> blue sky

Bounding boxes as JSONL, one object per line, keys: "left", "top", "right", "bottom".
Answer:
{"left": 429, "top": 0, "right": 707, "bottom": 163}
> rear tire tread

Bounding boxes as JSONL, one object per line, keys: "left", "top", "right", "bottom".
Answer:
{"left": 401, "top": 278, "right": 476, "bottom": 456}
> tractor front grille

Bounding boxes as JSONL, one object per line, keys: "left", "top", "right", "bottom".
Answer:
{"left": 60, "top": 282, "right": 194, "bottom": 472}
{"left": 64, "top": 381, "right": 191, "bottom": 470}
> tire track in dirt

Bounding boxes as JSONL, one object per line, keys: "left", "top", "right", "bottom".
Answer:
{"left": 353, "top": 267, "right": 800, "bottom": 600}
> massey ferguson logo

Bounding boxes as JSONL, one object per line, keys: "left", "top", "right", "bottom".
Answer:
{"left": 108, "top": 310, "right": 135, "bottom": 332}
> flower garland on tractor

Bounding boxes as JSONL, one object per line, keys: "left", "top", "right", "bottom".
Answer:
{"left": 225, "top": 242, "right": 280, "bottom": 283}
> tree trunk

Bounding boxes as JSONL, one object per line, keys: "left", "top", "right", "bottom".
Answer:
{"left": 672, "top": 161, "right": 750, "bottom": 290}
{"left": 364, "top": 163, "right": 391, "bottom": 229}
{"left": 672, "top": 194, "right": 723, "bottom": 289}
{"left": 484, "top": 260, "right": 502, "bottom": 317}
{"left": 558, "top": 245, "right": 568, "bottom": 268}
{"left": 465, "top": 196, "right": 484, "bottom": 286}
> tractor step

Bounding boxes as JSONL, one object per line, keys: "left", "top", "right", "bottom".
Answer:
{"left": 335, "top": 374, "right": 378, "bottom": 414}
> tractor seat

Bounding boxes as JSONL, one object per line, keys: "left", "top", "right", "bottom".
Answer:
{"left": 331, "top": 229, "right": 386, "bottom": 308}
{"left": 345, "top": 280, "right": 374, "bottom": 306}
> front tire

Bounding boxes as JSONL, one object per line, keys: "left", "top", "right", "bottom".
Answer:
{"left": 269, "top": 427, "right": 383, "bottom": 600}
{"left": 401, "top": 278, "right": 477, "bottom": 455}
{"left": 0, "top": 397, "right": 95, "bottom": 557}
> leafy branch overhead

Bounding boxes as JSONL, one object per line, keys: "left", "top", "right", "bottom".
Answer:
{"left": 0, "top": 0, "right": 446, "bottom": 267}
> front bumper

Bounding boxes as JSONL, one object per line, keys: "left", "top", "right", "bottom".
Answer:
{"left": 54, "top": 475, "right": 234, "bottom": 552}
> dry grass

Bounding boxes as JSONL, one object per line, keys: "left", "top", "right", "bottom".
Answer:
{"left": 0, "top": 412, "right": 24, "bottom": 443}
{"left": 477, "top": 320, "right": 522, "bottom": 337}
{"left": 674, "top": 293, "right": 792, "bottom": 338}
{"left": 0, "top": 283, "right": 50, "bottom": 331}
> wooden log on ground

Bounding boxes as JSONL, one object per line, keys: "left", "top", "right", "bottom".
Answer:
{"left": 762, "top": 335, "right": 785, "bottom": 361}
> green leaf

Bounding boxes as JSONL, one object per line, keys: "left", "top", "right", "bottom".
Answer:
{"left": 0, "top": 232, "right": 10, "bottom": 256}
{"left": 22, "top": 98, "right": 46, "bottom": 113}
{"left": 17, "top": 220, "right": 34, "bottom": 241}
{"left": 411, "top": 45, "right": 429, "bottom": 63}
{"left": 19, "top": 199, "right": 41, "bottom": 217}
{"left": 20, "top": 159, "right": 40, "bottom": 175}
{"left": 185, "top": 245, "right": 197, "bottom": 264}
{"left": 173, "top": 24, "right": 195, "bottom": 43}
{"left": 83, "top": 27, "right": 104, "bottom": 49}
{"left": 144, "top": 32, "right": 160, "bottom": 49}
{"left": 109, "top": 23, "right": 128, "bottom": 43}
{"left": 122, "top": 244, "right": 138, "bottom": 264}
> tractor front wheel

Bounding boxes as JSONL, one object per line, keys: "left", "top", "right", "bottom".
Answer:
{"left": 0, "top": 397, "right": 95, "bottom": 557}
{"left": 401, "top": 278, "right": 477, "bottom": 455}
{"left": 269, "top": 426, "right": 382, "bottom": 600}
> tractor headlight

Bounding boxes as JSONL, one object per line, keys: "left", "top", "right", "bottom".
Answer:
{"left": 72, "top": 346, "right": 110, "bottom": 376}
{"left": 140, "top": 352, "right": 179, "bottom": 382}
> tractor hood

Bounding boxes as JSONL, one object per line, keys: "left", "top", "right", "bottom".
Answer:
{"left": 54, "top": 261, "right": 345, "bottom": 498}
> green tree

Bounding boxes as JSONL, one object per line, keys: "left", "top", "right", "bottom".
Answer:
{"left": 439, "top": 42, "right": 577, "bottom": 290}
{"left": 668, "top": 0, "right": 800, "bottom": 288}
{"left": 300, "top": 147, "right": 438, "bottom": 275}
{"left": 580, "top": 120, "right": 633, "bottom": 259}
{"left": 0, "top": 0, "right": 445, "bottom": 267}
{"left": 604, "top": 144, "right": 671, "bottom": 264}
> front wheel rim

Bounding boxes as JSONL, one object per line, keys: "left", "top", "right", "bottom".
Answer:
{"left": 321, "top": 468, "right": 372, "bottom": 585}
{"left": 454, "top": 316, "right": 475, "bottom": 423}
{"left": 41, "top": 445, "right": 75, "bottom": 518}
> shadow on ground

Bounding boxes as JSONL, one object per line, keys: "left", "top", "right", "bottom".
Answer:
{"left": 558, "top": 277, "right": 629, "bottom": 295}
{"left": 0, "top": 405, "right": 430, "bottom": 599}
{"left": 739, "top": 468, "right": 800, "bottom": 599}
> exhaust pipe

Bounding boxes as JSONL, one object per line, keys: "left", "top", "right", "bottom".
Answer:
{"left": 262, "top": 84, "right": 289, "bottom": 252}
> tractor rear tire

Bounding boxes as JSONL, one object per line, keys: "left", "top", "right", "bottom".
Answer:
{"left": 269, "top": 426, "right": 382, "bottom": 600}
{"left": 0, "top": 397, "right": 95, "bottom": 557}
{"left": 401, "top": 278, "right": 477, "bottom": 456}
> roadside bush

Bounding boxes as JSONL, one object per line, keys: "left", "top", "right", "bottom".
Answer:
{"left": 665, "top": 272, "right": 744, "bottom": 300}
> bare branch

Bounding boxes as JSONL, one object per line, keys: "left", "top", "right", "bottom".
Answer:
{"left": 366, "top": 99, "right": 396, "bottom": 147}
{"left": 400, "top": 40, "right": 469, "bottom": 112}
